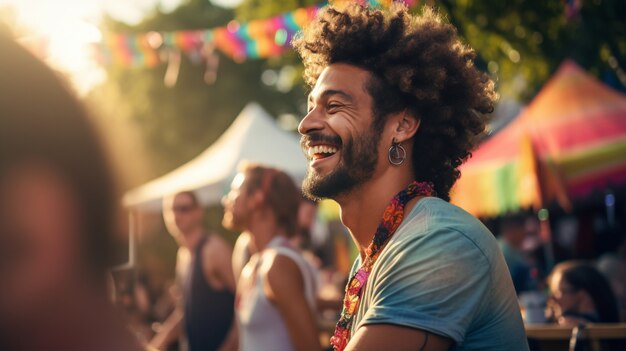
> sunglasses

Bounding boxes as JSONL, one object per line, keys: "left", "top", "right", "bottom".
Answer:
{"left": 173, "top": 204, "right": 196, "bottom": 213}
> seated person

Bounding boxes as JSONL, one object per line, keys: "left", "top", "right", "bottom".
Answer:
{"left": 548, "top": 261, "right": 621, "bottom": 325}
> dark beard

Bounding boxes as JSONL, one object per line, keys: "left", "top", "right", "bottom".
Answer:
{"left": 302, "top": 127, "right": 381, "bottom": 200}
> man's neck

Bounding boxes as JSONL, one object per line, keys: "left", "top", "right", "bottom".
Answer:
{"left": 182, "top": 227, "right": 205, "bottom": 252}
{"left": 337, "top": 169, "right": 419, "bottom": 259}
{"left": 247, "top": 210, "right": 284, "bottom": 252}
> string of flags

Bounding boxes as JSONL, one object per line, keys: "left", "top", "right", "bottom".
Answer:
{"left": 96, "top": 5, "right": 320, "bottom": 68}
{"left": 95, "top": 0, "right": 418, "bottom": 72}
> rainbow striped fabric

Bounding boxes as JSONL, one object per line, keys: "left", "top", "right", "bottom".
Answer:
{"left": 451, "top": 60, "right": 626, "bottom": 217}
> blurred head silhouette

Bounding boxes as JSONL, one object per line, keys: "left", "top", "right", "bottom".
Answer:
{"left": 163, "top": 190, "right": 204, "bottom": 245}
{"left": 549, "top": 261, "right": 620, "bottom": 325}
{"left": 222, "top": 162, "right": 300, "bottom": 237}
{"left": 0, "top": 35, "right": 136, "bottom": 350}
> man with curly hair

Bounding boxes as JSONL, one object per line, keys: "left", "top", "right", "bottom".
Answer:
{"left": 294, "top": 4, "right": 528, "bottom": 351}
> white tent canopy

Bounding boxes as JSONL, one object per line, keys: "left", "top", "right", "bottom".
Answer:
{"left": 123, "top": 102, "right": 307, "bottom": 212}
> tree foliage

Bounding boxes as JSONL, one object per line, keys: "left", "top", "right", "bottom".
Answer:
{"left": 88, "top": 0, "right": 308, "bottom": 188}
{"left": 88, "top": 0, "right": 626, "bottom": 188}
{"left": 438, "top": 0, "right": 625, "bottom": 99}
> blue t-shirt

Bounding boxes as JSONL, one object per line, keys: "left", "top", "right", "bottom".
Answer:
{"left": 349, "top": 197, "right": 529, "bottom": 351}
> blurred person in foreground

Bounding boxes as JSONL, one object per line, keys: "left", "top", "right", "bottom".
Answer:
{"left": 150, "top": 191, "right": 236, "bottom": 351}
{"left": 222, "top": 163, "right": 320, "bottom": 351}
{"left": 294, "top": 4, "right": 528, "bottom": 351}
{"left": 0, "top": 35, "right": 140, "bottom": 351}
{"left": 548, "top": 261, "right": 621, "bottom": 325}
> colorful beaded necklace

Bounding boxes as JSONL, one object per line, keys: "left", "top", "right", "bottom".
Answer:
{"left": 330, "top": 180, "right": 436, "bottom": 351}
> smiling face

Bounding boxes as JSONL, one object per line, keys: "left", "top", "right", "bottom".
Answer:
{"left": 298, "top": 64, "right": 383, "bottom": 200}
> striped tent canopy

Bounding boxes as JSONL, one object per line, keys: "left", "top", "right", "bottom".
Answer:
{"left": 451, "top": 60, "right": 626, "bottom": 217}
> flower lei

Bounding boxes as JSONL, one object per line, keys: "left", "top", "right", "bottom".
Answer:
{"left": 330, "top": 180, "right": 436, "bottom": 351}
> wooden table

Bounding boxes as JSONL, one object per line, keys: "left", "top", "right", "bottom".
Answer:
{"left": 318, "top": 321, "right": 626, "bottom": 349}
{"left": 525, "top": 323, "right": 626, "bottom": 340}
{"left": 526, "top": 324, "right": 626, "bottom": 351}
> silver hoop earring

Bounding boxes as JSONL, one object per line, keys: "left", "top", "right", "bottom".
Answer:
{"left": 388, "top": 139, "right": 406, "bottom": 166}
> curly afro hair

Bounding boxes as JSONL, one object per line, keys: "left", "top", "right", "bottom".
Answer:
{"left": 293, "top": 4, "right": 496, "bottom": 201}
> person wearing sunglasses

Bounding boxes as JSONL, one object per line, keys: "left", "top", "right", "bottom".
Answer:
{"left": 150, "top": 191, "right": 237, "bottom": 351}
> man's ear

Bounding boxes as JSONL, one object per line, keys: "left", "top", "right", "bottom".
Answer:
{"left": 394, "top": 111, "right": 420, "bottom": 143}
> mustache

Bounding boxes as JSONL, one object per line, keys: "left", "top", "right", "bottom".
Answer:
{"left": 300, "top": 131, "right": 342, "bottom": 150}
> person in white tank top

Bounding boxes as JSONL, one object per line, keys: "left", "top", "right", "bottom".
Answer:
{"left": 222, "top": 163, "right": 321, "bottom": 351}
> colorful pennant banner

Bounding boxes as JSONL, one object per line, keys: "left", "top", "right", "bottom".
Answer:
{"left": 95, "top": 0, "right": 418, "bottom": 68}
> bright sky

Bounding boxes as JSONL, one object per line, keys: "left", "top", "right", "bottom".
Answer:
{"left": 0, "top": 0, "right": 243, "bottom": 94}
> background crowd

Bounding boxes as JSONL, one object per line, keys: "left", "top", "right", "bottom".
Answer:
{"left": 1, "top": 0, "right": 625, "bottom": 351}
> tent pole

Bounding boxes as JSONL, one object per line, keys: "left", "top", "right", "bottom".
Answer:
{"left": 538, "top": 208, "right": 555, "bottom": 272}
{"left": 112, "top": 210, "right": 136, "bottom": 271}
{"left": 128, "top": 210, "right": 136, "bottom": 268}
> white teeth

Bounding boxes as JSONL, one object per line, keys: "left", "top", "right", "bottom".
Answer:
{"left": 307, "top": 145, "right": 339, "bottom": 158}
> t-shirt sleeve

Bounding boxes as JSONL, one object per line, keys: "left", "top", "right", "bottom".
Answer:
{"left": 358, "top": 228, "right": 492, "bottom": 344}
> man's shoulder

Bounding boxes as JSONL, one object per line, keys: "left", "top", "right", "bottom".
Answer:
{"left": 388, "top": 197, "right": 499, "bottom": 265}
{"left": 261, "top": 252, "right": 302, "bottom": 281}
{"left": 400, "top": 197, "right": 493, "bottom": 241}
{"left": 417, "top": 197, "right": 486, "bottom": 227}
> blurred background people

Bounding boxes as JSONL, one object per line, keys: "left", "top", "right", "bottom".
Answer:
{"left": 597, "top": 240, "right": 626, "bottom": 320}
{"left": 222, "top": 163, "right": 320, "bottom": 351}
{"left": 150, "top": 191, "right": 236, "bottom": 351}
{"left": 0, "top": 35, "right": 140, "bottom": 351}
{"left": 294, "top": 198, "right": 336, "bottom": 270}
{"left": 293, "top": 198, "right": 317, "bottom": 252}
{"left": 499, "top": 215, "right": 534, "bottom": 293}
{"left": 548, "top": 261, "right": 621, "bottom": 325}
